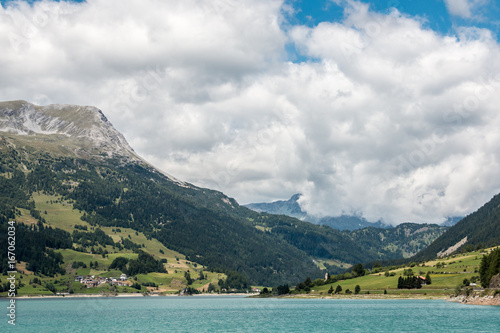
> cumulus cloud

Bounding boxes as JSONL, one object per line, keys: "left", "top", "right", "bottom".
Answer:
{"left": 444, "top": 0, "right": 473, "bottom": 18}
{"left": 1, "top": 0, "right": 500, "bottom": 225}
{"left": 444, "top": 0, "right": 489, "bottom": 19}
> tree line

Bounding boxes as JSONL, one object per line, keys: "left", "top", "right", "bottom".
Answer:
{"left": 479, "top": 248, "right": 500, "bottom": 287}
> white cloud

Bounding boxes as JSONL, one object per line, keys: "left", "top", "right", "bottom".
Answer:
{"left": 444, "top": 0, "right": 490, "bottom": 19}
{"left": 1, "top": 0, "right": 500, "bottom": 225}
{"left": 444, "top": 0, "right": 473, "bottom": 18}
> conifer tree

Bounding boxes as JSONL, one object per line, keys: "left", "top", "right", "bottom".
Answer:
{"left": 425, "top": 272, "right": 432, "bottom": 285}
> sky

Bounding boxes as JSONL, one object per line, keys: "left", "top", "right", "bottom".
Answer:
{"left": 1, "top": 0, "right": 500, "bottom": 225}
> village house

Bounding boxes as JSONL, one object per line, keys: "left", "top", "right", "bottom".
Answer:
{"left": 76, "top": 274, "right": 129, "bottom": 288}
{"left": 416, "top": 276, "right": 427, "bottom": 285}
{"left": 84, "top": 279, "right": 99, "bottom": 288}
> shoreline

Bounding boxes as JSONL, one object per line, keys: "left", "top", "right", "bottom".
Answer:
{"left": 9, "top": 292, "right": 500, "bottom": 304}
{"left": 257, "top": 294, "right": 449, "bottom": 300}
{"left": 447, "top": 294, "right": 500, "bottom": 306}
{"left": 2, "top": 292, "right": 254, "bottom": 300}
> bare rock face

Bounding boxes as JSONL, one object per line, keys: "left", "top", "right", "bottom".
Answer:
{"left": 489, "top": 273, "right": 500, "bottom": 289}
{"left": 0, "top": 100, "right": 187, "bottom": 184}
{"left": 0, "top": 100, "right": 138, "bottom": 161}
{"left": 437, "top": 236, "right": 468, "bottom": 258}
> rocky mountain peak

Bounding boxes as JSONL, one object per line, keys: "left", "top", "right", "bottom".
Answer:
{"left": 0, "top": 100, "right": 138, "bottom": 161}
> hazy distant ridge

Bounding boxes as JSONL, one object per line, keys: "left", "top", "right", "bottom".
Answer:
{"left": 245, "top": 194, "right": 389, "bottom": 231}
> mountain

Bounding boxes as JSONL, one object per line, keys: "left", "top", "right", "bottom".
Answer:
{"left": 0, "top": 100, "right": 138, "bottom": 161}
{"left": 244, "top": 194, "right": 306, "bottom": 219}
{"left": 1, "top": 100, "right": 419, "bottom": 285}
{"left": 0, "top": 101, "right": 458, "bottom": 287}
{"left": 0, "top": 101, "right": 328, "bottom": 285}
{"left": 245, "top": 194, "right": 389, "bottom": 231}
{"left": 318, "top": 215, "right": 389, "bottom": 231}
{"left": 412, "top": 193, "right": 500, "bottom": 261}
{"left": 245, "top": 194, "right": 448, "bottom": 264}
{"left": 440, "top": 216, "right": 463, "bottom": 227}
{"left": 343, "top": 223, "right": 448, "bottom": 259}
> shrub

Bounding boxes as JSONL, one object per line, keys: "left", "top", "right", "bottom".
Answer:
{"left": 354, "top": 285, "right": 361, "bottom": 294}
{"left": 335, "top": 285, "right": 342, "bottom": 294}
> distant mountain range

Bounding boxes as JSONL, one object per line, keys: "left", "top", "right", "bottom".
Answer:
{"left": 245, "top": 194, "right": 460, "bottom": 231}
{"left": 244, "top": 193, "right": 388, "bottom": 231}
{"left": 245, "top": 194, "right": 454, "bottom": 261}
{"left": 244, "top": 193, "right": 307, "bottom": 219}
{"left": 246, "top": 189, "right": 500, "bottom": 268}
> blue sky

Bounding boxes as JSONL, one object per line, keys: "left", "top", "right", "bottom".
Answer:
{"left": 285, "top": 0, "right": 500, "bottom": 38}
{"left": 2, "top": 0, "right": 500, "bottom": 224}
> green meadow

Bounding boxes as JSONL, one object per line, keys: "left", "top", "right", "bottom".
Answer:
{"left": 311, "top": 249, "right": 488, "bottom": 297}
{"left": 1, "top": 193, "right": 225, "bottom": 297}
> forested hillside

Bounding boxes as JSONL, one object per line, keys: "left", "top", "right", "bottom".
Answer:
{"left": 0, "top": 133, "right": 453, "bottom": 283}
{"left": 0, "top": 138, "right": 323, "bottom": 285}
{"left": 344, "top": 223, "right": 448, "bottom": 259}
{"left": 246, "top": 213, "right": 442, "bottom": 272}
{"left": 244, "top": 197, "right": 448, "bottom": 264}
{"left": 0, "top": 101, "right": 481, "bottom": 287}
{"left": 413, "top": 193, "right": 500, "bottom": 261}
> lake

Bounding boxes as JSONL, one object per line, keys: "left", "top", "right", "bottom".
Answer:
{"left": 2, "top": 296, "right": 499, "bottom": 332}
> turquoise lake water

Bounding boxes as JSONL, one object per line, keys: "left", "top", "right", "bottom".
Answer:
{"left": 1, "top": 296, "right": 499, "bottom": 332}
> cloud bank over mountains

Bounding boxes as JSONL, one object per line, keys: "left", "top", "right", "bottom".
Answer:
{"left": 1, "top": 0, "right": 500, "bottom": 224}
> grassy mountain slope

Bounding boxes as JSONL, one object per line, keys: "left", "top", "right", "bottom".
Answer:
{"left": 310, "top": 248, "right": 492, "bottom": 297}
{"left": 0, "top": 136, "right": 322, "bottom": 286}
{"left": 5, "top": 205, "right": 216, "bottom": 295}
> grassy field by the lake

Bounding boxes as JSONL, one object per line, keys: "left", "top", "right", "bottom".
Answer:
{"left": 294, "top": 248, "right": 492, "bottom": 298}
{"left": 1, "top": 193, "right": 225, "bottom": 297}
